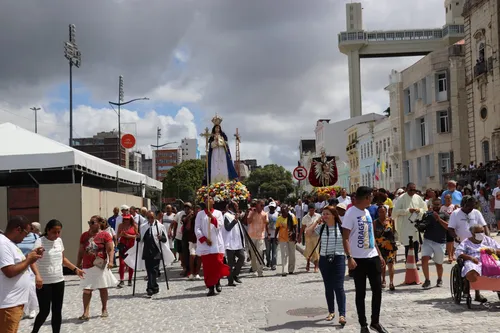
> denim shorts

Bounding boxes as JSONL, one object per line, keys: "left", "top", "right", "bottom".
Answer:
{"left": 421, "top": 239, "right": 446, "bottom": 264}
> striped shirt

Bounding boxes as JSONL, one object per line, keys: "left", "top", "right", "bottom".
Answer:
{"left": 315, "top": 224, "right": 344, "bottom": 256}
{"left": 34, "top": 237, "right": 65, "bottom": 284}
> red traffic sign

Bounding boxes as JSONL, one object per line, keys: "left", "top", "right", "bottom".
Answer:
{"left": 293, "top": 166, "right": 308, "bottom": 181}
{"left": 121, "top": 134, "right": 136, "bottom": 149}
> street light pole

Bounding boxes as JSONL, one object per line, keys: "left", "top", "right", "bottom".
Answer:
{"left": 30, "top": 107, "right": 41, "bottom": 133}
{"left": 64, "top": 24, "right": 81, "bottom": 147}
{"left": 150, "top": 130, "right": 177, "bottom": 181}
{"left": 109, "top": 91, "right": 149, "bottom": 168}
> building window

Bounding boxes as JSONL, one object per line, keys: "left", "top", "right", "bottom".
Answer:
{"left": 482, "top": 140, "right": 490, "bottom": 162}
{"left": 375, "top": 142, "right": 379, "bottom": 154}
{"left": 387, "top": 138, "right": 390, "bottom": 147}
{"left": 438, "top": 110, "right": 450, "bottom": 133}
{"left": 438, "top": 73, "right": 447, "bottom": 92}
{"left": 420, "top": 118, "right": 427, "bottom": 146}
{"left": 480, "top": 107, "right": 488, "bottom": 120}
{"left": 383, "top": 139, "right": 387, "bottom": 152}
{"left": 478, "top": 41, "right": 485, "bottom": 62}
{"left": 439, "top": 152, "right": 451, "bottom": 174}
{"left": 370, "top": 142, "right": 373, "bottom": 156}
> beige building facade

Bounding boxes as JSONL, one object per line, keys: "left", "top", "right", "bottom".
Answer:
{"left": 463, "top": 0, "right": 500, "bottom": 164}
{"left": 389, "top": 43, "right": 468, "bottom": 190}
{"left": 346, "top": 126, "right": 360, "bottom": 192}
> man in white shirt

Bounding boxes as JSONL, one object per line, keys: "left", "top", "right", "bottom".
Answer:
{"left": 0, "top": 216, "right": 42, "bottom": 332}
{"left": 265, "top": 202, "right": 279, "bottom": 270}
{"left": 448, "top": 195, "right": 488, "bottom": 242}
{"left": 338, "top": 188, "right": 352, "bottom": 206}
{"left": 300, "top": 204, "right": 321, "bottom": 272}
{"left": 223, "top": 201, "right": 245, "bottom": 286}
{"left": 342, "top": 186, "right": 388, "bottom": 333}
{"left": 448, "top": 195, "right": 488, "bottom": 302}
{"left": 493, "top": 179, "right": 500, "bottom": 235}
{"left": 131, "top": 206, "right": 147, "bottom": 229}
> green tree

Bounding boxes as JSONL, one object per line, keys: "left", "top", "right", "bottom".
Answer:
{"left": 243, "top": 164, "right": 294, "bottom": 202}
{"left": 162, "top": 159, "right": 205, "bottom": 202}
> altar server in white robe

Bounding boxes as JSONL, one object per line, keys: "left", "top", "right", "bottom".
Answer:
{"left": 124, "top": 211, "right": 174, "bottom": 296}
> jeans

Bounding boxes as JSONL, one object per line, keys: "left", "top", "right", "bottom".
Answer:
{"left": 264, "top": 238, "right": 277, "bottom": 267}
{"left": 279, "top": 241, "right": 296, "bottom": 274}
{"left": 226, "top": 249, "right": 245, "bottom": 283}
{"left": 319, "top": 255, "right": 346, "bottom": 316}
{"left": 145, "top": 258, "right": 160, "bottom": 292}
{"left": 352, "top": 256, "right": 382, "bottom": 327}
{"left": 404, "top": 240, "right": 420, "bottom": 263}
{"left": 32, "top": 281, "right": 65, "bottom": 333}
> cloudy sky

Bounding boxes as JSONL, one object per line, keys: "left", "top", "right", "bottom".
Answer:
{"left": 0, "top": 0, "right": 445, "bottom": 171}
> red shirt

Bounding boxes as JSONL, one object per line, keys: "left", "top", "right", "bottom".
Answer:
{"left": 80, "top": 231, "right": 112, "bottom": 269}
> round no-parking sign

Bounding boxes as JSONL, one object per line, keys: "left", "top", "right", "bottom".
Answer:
{"left": 293, "top": 166, "right": 308, "bottom": 181}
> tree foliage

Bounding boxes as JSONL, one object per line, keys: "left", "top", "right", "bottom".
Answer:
{"left": 243, "top": 164, "right": 294, "bottom": 201}
{"left": 162, "top": 159, "right": 205, "bottom": 202}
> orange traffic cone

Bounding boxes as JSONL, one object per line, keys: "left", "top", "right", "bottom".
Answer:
{"left": 404, "top": 236, "right": 421, "bottom": 285}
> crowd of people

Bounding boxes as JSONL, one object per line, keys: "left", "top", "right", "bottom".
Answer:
{"left": 1, "top": 178, "right": 499, "bottom": 333}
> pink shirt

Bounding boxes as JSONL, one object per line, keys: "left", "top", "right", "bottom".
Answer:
{"left": 247, "top": 210, "right": 268, "bottom": 240}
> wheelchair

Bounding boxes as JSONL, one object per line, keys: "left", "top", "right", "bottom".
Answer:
{"left": 450, "top": 258, "right": 500, "bottom": 309}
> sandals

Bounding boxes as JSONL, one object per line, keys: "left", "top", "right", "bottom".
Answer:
{"left": 326, "top": 313, "right": 335, "bottom": 321}
{"left": 381, "top": 281, "right": 386, "bottom": 289}
{"left": 101, "top": 311, "right": 109, "bottom": 318}
{"left": 305, "top": 262, "right": 310, "bottom": 272}
{"left": 389, "top": 283, "right": 395, "bottom": 291}
{"left": 78, "top": 315, "right": 90, "bottom": 321}
{"left": 339, "top": 316, "right": 347, "bottom": 326}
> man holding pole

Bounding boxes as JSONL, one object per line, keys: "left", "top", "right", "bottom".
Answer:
{"left": 195, "top": 196, "right": 230, "bottom": 296}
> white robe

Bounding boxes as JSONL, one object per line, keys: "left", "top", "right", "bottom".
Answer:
{"left": 195, "top": 209, "right": 225, "bottom": 256}
{"left": 392, "top": 193, "right": 428, "bottom": 246}
{"left": 124, "top": 220, "right": 175, "bottom": 271}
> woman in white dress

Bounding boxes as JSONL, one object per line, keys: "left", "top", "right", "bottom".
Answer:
{"left": 76, "top": 215, "right": 117, "bottom": 320}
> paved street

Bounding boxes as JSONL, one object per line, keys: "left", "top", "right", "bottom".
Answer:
{"left": 19, "top": 245, "right": 500, "bottom": 333}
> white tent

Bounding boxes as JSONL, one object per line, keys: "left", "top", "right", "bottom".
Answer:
{"left": 0, "top": 123, "right": 162, "bottom": 190}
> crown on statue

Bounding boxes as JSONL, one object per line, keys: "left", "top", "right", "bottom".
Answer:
{"left": 211, "top": 114, "right": 223, "bottom": 126}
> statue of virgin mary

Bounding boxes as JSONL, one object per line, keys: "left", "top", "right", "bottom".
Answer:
{"left": 205, "top": 114, "right": 238, "bottom": 185}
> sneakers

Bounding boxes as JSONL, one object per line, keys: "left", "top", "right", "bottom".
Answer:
{"left": 361, "top": 327, "right": 370, "bottom": 333}
{"left": 369, "top": 323, "right": 389, "bottom": 333}
{"left": 127, "top": 280, "right": 132, "bottom": 287}
{"left": 195, "top": 274, "right": 202, "bottom": 280}
{"left": 117, "top": 280, "right": 124, "bottom": 288}
{"left": 188, "top": 274, "right": 195, "bottom": 280}
{"left": 436, "top": 279, "right": 443, "bottom": 287}
{"left": 422, "top": 280, "right": 431, "bottom": 289}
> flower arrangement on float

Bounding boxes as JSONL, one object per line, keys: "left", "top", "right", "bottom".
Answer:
{"left": 314, "top": 185, "right": 342, "bottom": 198}
{"left": 196, "top": 180, "right": 250, "bottom": 203}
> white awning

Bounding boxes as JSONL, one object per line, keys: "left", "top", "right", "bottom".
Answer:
{"left": 0, "top": 123, "right": 162, "bottom": 190}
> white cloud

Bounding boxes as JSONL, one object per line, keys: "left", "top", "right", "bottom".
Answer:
{"left": 148, "top": 80, "right": 204, "bottom": 104}
{"left": 0, "top": 102, "right": 198, "bottom": 159}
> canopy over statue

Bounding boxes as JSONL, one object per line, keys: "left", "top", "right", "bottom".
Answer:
{"left": 308, "top": 149, "right": 338, "bottom": 187}
{"left": 202, "top": 114, "right": 238, "bottom": 185}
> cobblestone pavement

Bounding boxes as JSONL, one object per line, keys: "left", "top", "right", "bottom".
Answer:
{"left": 19, "top": 245, "right": 500, "bottom": 333}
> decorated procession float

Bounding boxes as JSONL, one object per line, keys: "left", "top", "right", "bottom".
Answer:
{"left": 196, "top": 114, "right": 250, "bottom": 210}
{"left": 307, "top": 148, "right": 340, "bottom": 198}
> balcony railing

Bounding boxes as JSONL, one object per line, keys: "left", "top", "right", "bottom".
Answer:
{"left": 474, "top": 60, "right": 488, "bottom": 77}
{"left": 346, "top": 142, "right": 357, "bottom": 152}
{"left": 338, "top": 24, "right": 464, "bottom": 44}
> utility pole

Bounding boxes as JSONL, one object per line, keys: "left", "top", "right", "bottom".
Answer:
{"left": 117, "top": 75, "right": 124, "bottom": 167}
{"left": 30, "top": 107, "right": 41, "bottom": 133}
{"left": 150, "top": 127, "right": 177, "bottom": 181}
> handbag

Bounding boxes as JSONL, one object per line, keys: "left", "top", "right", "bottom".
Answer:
{"left": 93, "top": 257, "right": 107, "bottom": 270}
{"left": 480, "top": 250, "right": 500, "bottom": 276}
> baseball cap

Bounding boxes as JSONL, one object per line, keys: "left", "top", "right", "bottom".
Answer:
{"left": 269, "top": 201, "right": 277, "bottom": 207}
{"left": 336, "top": 203, "right": 347, "bottom": 210}
{"left": 120, "top": 204, "right": 130, "bottom": 211}
{"left": 184, "top": 202, "right": 193, "bottom": 208}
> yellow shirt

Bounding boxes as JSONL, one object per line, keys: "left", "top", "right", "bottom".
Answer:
{"left": 384, "top": 198, "right": 394, "bottom": 209}
{"left": 276, "top": 215, "right": 298, "bottom": 242}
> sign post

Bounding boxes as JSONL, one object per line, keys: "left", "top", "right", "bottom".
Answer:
{"left": 121, "top": 134, "right": 136, "bottom": 149}
{"left": 293, "top": 166, "right": 308, "bottom": 181}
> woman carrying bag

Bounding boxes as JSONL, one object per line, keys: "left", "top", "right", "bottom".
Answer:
{"left": 306, "top": 206, "right": 347, "bottom": 326}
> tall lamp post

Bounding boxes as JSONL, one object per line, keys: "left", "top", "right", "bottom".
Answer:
{"left": 64, "top": 24, "right": 81, "bottom": 147}
{"left": 108, "top": 75, "right": 148, "bottom": 168}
